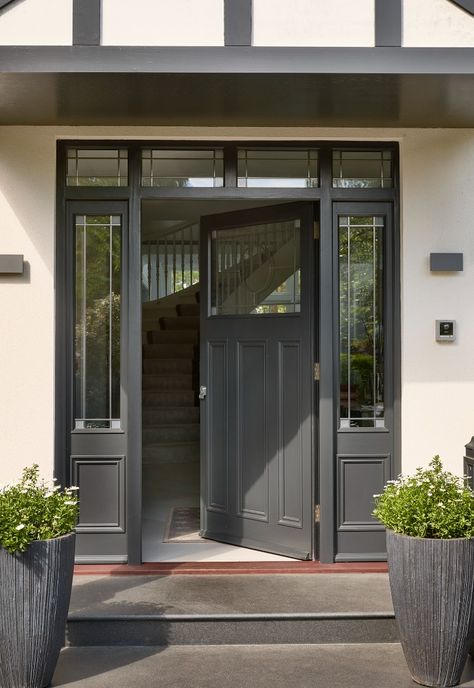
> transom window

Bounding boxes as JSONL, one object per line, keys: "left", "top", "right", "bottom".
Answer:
{"left": 67, "top": 148, "right": 128, "bottom": 187}
{"left": 332, "top": 150, "right": 392, "bottom": 189}
{"left": 238, "top": 148, "right": 319, "bottom": 188}
{"left": 141, "top": 149, "right": 224, "bottom": 188}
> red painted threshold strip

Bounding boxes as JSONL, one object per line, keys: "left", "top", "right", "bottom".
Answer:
{"left": 74, "top": 561, "right": 388, "bottom": 576}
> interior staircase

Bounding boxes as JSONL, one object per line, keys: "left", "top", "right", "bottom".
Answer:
{"left": 142, "top": 286, "right": 200, "bottom": 466}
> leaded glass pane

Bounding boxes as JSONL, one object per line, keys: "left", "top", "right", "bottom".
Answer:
{"left": 238, "top": 149, "right": 319, "bottom": 188}
{"left": 332, "top": 150, "right": 392, "bottom": 189}
{"left": 74, "top": 215, "right": 121, "bottom": 429}
{"left": 339, "top": 215, "right": 384, "bottom": 428}
{"left": 211, "top": 220, "right": 300, "bottom": 315}
{"left": 141, "top": 149, "right": 224, "bottom": 187}
{"left": 67, "top": 149, "right": 128, "bottom": 187}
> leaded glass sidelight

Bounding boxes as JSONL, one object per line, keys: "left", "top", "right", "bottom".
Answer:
{"left": 339, "top": 216, "right": 384, "bottom": 428}
{"left": 74, "top": 215, "right": 122, "bottom": 429}
{"left": 211, "top": 220, "right": 300, "bottom": 315}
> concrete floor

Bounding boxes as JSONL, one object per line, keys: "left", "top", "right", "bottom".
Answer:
{"left": 70, "top": 573, "right": 393, "bottom": 616}
{"left": 52, "top": 644, "right": 474, "bottom": 688}
{"left": 142, "top": 462, "right": 298, "bottom": 563}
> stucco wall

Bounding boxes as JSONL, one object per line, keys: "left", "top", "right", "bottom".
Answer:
{"left": 252, "top": 0, "right": 375, "bottom": 47}
{"left": 0, "top": 0, "right": 72, "bottom": 45}
{"left": 403, "top": 0, "right": 474, "bottom": 47}
{"left": 0, "top": 126, "right": 473, "bottom": 485}
{"left": 102, "top": 0, "right": 224, "bottom": 46}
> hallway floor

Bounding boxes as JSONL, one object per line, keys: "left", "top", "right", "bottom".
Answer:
{"left": 142, "top": 463, "right": 298, "bottom": 562}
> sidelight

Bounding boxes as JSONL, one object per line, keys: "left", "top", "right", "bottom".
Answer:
{"left": 338, "top": 215, "right": 384, "bottom": 428}
{"left": 74, "top": 215, "right": 122, "bottom": 429}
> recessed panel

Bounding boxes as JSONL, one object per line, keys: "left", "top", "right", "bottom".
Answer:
{"left": 338, "top": 455, "right": 389, "bottom": 529}
{"left": 278, "top": 341, "right": 303, "bottom": 527}
{"left": 71, "top": 457, "right": 125, "bottom": 533}
{"left": 207, "top": 341, "right": 228, "bottom": 512}
{"left": 237, "top": 341, "right": 269, "bottom": 520}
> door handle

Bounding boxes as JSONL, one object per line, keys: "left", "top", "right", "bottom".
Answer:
{"left": 199, "top": 385, "right": 207, "bottom": 400}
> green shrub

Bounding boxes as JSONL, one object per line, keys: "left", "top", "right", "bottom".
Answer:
{"left": 373, "top": 456, "right": 474, "bottom": 539}
{"left": 0, "top": 465, "right": 79, "bottom": 553}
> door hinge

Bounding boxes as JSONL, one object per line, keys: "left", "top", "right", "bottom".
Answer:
{"left": 314, "top": 220, "right": 320, "bottom": 240}
{"left": 313, "top": 362, "right": 320, "bottom": 381}
{"left": 314, "top": 504, "right": 321, "bottom": 523}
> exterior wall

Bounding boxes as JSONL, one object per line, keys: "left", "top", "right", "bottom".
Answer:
{"left": 0, "top": 0, "right": 72, "bottom": 46}
{"left": 102, "top": 0, "right": 224, "bottom": 46}
{"left": 0, "top": 126, "right": 473, "bottom": 486}
{"left": 252, "top": 0, "right": 375, "bottom": 47}
{"left": 403, "top": 0, "right": 474, "bottom": 47}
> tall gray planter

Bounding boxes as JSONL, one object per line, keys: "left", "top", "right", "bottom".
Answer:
{"left": 387, "top": 529, "right": 474, "bottom": 687}
{"left": 0, "top": 533, "right": 76, "bottom": 688}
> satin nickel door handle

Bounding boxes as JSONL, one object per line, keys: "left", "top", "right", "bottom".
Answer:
{"left": 199, "top": 386, "right": 207, "bottom": 400}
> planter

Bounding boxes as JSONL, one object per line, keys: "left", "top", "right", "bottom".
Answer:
{"left": 0, "top": 532, "right": 76, "bottom": 688}
{"left": 387, "top": 529, "right": 474, "bottom": 688}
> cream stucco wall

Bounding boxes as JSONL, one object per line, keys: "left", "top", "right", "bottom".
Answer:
{"left": 403, "top": 0, "right": 474, "bottom": 47}
{"left": 252, "top": 0, "right": 375, "bottom": 47}
{"left": 0, "top": 126, "right": 473, "bottom": 485}
{"left": 102, "top": 0, "right": 224, "bottom": 46}
{"left": 0, "top": 0, "right": 72, "bottom": 45}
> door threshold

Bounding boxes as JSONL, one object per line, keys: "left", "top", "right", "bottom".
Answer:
{"left": 74, "top": 561, "right": 388, "bottom": 576}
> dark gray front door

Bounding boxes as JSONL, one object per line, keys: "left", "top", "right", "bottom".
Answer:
{"left": 200, "top": 203, "right": 316, "bottom": 559}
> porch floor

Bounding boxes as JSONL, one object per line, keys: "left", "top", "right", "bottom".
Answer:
{"left": 70, "top": 573, "right": 393, "bottom": 616}
{"left": 52, "top": 644, "right": 474, "bottom": 688}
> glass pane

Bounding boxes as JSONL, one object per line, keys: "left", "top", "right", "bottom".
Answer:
{"left": 238, "top": 149, "right": 318, "bottom": 188}
{"left": 332, "top": 150, "right": 392, "bottom": 189}
{"left": 211, "top": 220, "right": 300, "bottom": 315}
{"left": 66, "top": 149, "right": 128, "bottom": 187}
{"left": 339, "top": 215, "right": 384, "bottom": 428}
{"left": 74, "top": 215, "right": 121, "bottom": 429}
{"left": 141, "top": 149, "right": 224, "bottom": 187}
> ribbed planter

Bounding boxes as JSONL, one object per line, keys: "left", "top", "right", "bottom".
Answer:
{"left": 0, "top": 533, "right": 76, "bottom": 688}
{"left": 386, "top": 529, "right": 474, "bottom": 687}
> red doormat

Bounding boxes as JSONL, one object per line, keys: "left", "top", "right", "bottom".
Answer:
{"left": 74, "top": 561, "right": 388, "bottom": 575}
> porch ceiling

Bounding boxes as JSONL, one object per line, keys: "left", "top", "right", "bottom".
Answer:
{"left": 1, "top": 47, "right": 474, "bottom": 127}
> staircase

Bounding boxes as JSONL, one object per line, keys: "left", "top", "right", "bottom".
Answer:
{"left": 142, "top": 288, "right": 200, "bottom": 466}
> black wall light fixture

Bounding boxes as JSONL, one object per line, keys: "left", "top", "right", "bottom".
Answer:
{"left": 0, "top": 254, "right": 24, "bottom": 274}
{"left": 430, "top": 253, "right": 463, "bottom": 272}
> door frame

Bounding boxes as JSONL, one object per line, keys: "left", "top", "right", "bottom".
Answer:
{"left": 55, "top": 140, "right": 400, "bottom": 564}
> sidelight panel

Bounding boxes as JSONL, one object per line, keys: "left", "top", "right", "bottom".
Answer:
{"left": 338, "top": 215, "right": 384, "bottom": 429}
{"left": 74, "top": 215, "right": 122, "bottom": 429}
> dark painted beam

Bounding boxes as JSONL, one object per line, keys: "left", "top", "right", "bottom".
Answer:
{"left": 73, "top": 0, "right": 101, "bottom": 46}
{"left": 375, "top": 0, "right": 402, "bottom": 47}
{"left": 224, "top": 0, "right": 252, "bottom": 46}
{"left": 449, "top": 0, "right": 474, "bottom": 14}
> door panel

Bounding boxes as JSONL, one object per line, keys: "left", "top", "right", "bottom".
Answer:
{"left": 200, "top": 203, "right": 315, "bottom": 560}
{"left": 67, "top": 202, "right": 129, "bottom": 562}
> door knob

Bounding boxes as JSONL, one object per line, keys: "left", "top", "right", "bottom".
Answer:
{"left": 199, "top": 386, "right": 207, "bottom": 400}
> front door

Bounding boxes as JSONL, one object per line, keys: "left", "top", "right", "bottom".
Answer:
{"left": 200, "top": 203, "right": 316, "bottom": 559}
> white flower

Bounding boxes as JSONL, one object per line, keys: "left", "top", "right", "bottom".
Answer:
{"left": 15, "top": 524, "right": 25, "bottom": 531}
{"left": 67, "top": 486, "right": 80, "bottom": 491}
{"left": 64, "top": 500, "right": 77, "bottom": 505}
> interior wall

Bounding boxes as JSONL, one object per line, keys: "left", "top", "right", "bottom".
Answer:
{"left": 403, "top": 0, "right": 474, "bottom": 47}
{"left": 0, "top": 0, "right": 73, "bottom": 45}
{"left": 0, "top": 126, "right": 473, "bottom": 485}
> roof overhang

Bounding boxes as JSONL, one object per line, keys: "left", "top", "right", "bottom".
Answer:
{"left": 1, "top": 46, "right": 474, "bottom": 127}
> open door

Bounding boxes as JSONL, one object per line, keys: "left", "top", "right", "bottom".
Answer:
{"left": 200, "top": 203, "right": 316, "bottom": 559}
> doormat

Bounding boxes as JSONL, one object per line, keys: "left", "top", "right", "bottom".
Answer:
{"left": 163, "top": 507, "right": 203, "bottom": 543}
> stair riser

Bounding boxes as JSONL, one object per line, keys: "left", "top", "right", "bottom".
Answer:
{"left": 148, "top": 331, "right": 198, "bottom": 345}
{"left": 177, "top": 303, "right": 200, "bottom": 316}
{"left": 160, "top": 317, "right": 200, "bottom": 331}
{"left": 142, "top": 444, "right": 200, "bottom": 463}
{"left": 144, "top": 345, "right": 196, "bottom": 359}
{"left": 143, "top": 360, "right": 193, "bottom": 374}
{"left": 142, "top": 376, "right": 193, "bottom": 390}
{"left": 142, "top": 392, "right": 195, "bottom": 407}
{"left": 142, "top": 408, "right": 199, "bottom": 425}
{"left": 143, "top": 426, "right": 200, "bottom": 443}
{"left": 67, "top": 617, "right": 398, "bottom": 647}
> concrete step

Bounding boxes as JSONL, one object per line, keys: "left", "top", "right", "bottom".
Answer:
{"left": 147, "top": 330, "right": 198, "bottom": 345}
{"left": 160, "top": 316, "right": 200, "bottom": 331}
{"left": 143, "top": 424, "right": 200, "bottom": 443}
{"left": 54, "top": 644, "right": 431, "bottom": 688}
{"left": 143, "top": 359, "right": 193, "bottom": 375}
{"left": 142, "top": 374, "right": 193, "bottom": 390}
{"left": 143, "top": 344, "right": 196, "bottom": 360}
{"left": 177, "top": 302, "right": 200, "bottom": 317}
{"left": 142, "top": 441, "right": 200, "bottom": 463}
{"left": 142, "top": 390, "right": 195, "bottom": 407}
{"left": 142, "top": 406, "right": 199, "bottom": 425}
